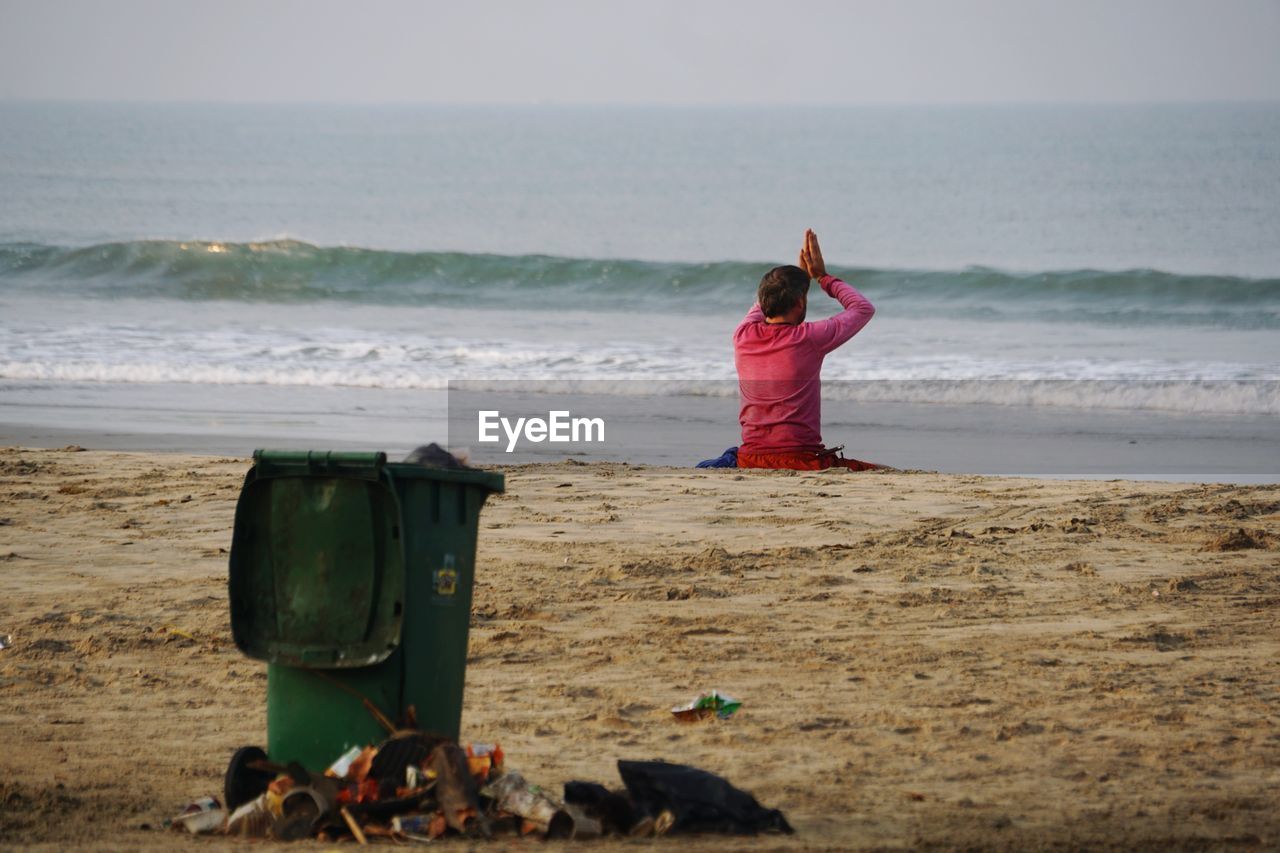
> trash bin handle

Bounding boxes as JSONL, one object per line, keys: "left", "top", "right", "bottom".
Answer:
{"left": 251, "top": 450, "right": 388, "bottom": 480}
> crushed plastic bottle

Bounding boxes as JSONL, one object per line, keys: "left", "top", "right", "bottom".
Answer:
{"left": 169, "top": 796, "right": 225, "bottom": 835}
{"left": 485, "top": 770, "right": 567, "bottom": 834}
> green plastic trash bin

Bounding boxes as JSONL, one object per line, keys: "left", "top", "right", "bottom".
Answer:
{"left": 227, "top": 450, "right": 504, "bottom": 771}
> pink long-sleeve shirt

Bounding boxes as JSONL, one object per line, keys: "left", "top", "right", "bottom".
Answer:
{"left": 733, "top": 275, "right": 875, "bottom": 453}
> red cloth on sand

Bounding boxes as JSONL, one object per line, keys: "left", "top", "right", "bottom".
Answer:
{"left": 737, "top": 449, "right": 883, "bottom": 471}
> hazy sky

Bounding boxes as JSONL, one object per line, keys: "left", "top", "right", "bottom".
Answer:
{"left": 2, "top": 0, "right": 1278, "bottom": 105}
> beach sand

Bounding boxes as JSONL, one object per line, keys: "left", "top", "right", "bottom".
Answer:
{"left": 1, "top": 445, "right": 1277, "bottom": 849}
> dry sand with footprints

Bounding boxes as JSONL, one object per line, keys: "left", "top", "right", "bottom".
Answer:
{"left": 1, "top": 446, "right": 1278, "bottom": 849}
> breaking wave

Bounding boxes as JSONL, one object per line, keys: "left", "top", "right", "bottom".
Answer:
{"left": 3, "top": 239, "right": 1278, "bottom": 328}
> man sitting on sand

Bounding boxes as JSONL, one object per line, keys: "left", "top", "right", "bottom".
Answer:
{"left": 734, "top": 230, "right": 881, "bottom": 470}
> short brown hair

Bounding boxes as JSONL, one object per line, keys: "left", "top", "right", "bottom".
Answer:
{"left": 757, "top": 265, "right": 810, "bottom": 318}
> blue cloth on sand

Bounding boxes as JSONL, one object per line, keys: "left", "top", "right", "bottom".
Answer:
{"left": 696, "top": 447, "right": 739, "bottom": 468}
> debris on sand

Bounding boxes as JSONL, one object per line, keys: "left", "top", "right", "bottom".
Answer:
{"left": 173, "top": 732, "right": 788, "bottom": 842}
{"left": 671, "top": 690, "right": 742, "bottom": 721}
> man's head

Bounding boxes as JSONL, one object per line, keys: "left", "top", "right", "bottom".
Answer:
{"left": 758, "top": 265, "right": 810, "bottom": 324}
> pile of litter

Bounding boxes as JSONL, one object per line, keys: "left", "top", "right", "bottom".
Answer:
{"left": 170, "top": 729, "right": 792, "bottom": 842}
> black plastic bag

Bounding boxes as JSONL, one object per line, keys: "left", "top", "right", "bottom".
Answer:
{"left": 617, "top": 760, "right": 793, "bottom": 835}
{"left": 564, "top": 780, "right": 638, "bottom": 834}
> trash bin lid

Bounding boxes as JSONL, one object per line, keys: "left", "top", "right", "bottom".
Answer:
{"left": 384, "top": 461, "right": 505, "bottom": 495}
{"left": 229, "top": 451, "right": 406, "bottom": 668}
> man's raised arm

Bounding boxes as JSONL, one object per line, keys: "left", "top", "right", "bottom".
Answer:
{"left": 806, "top": 274, "right": 875, "bottom": 354}
{"left": 799, "top": 229, "right": 875, "bottom": 354}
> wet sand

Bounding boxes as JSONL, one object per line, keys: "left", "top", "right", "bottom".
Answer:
{"left": 1, "top": 446, "right": 1277, "bottom": 849}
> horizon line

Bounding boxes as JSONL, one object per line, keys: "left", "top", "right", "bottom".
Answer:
{"left": 2, "top": 96, "right": 1279, "bottom": 109}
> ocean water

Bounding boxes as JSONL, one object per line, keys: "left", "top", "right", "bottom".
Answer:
{"left": 1, "top": 102, "right": 1278, "bottom": 474}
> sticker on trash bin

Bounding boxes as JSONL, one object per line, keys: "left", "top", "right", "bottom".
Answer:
{"left": 435, "top": 569, "right": 458, "bottom": 596}
{"left": 434, "top": 554, "right": 459, "bottom": 602}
